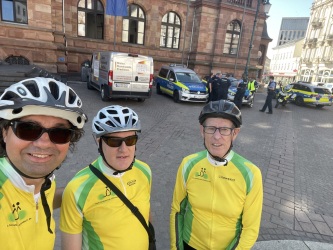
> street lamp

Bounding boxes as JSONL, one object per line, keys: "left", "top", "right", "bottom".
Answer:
{"left": 243, "top": 0, "right": 272, "bottom": 82}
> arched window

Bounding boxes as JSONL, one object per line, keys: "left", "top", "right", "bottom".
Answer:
{"left": 78, "top": 0, "right": 104, "bottom": 39}
{"left": 223, "top": 20, "right": 241, "bottom": 55}
{"left": 1, "top": 0, "right": 27, "bottom": 24}
{"left": 160, "top": 12, "right": 181, "bottom": 49}
{"left": 122, "top": 4, "right": 145, "bottom": 45}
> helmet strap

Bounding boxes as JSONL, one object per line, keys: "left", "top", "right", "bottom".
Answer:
{"left": 98, "top": 139, "right": 134, "bottom": 175}
{"left": 6, "top": 156, "right": 53, "bottom": 234}
{"left": 6, "top": 156, "right": 55, "bottom": 179}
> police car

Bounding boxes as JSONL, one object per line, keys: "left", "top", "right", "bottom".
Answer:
{"left": 155, "top": 64, "right": 208, "bottom": 103}
{"left": 285, "top": 81, "right": 332, "bottom": 108}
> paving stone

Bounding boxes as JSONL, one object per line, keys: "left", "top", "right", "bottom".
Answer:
{"left": 312, "top": 221, "right": 333, "bottom": 236}
{"left": 299, "top": 222, "right": 319, "bottom": 234}
{"left": 296, "top": 210, "right": 312, "bottom": 223}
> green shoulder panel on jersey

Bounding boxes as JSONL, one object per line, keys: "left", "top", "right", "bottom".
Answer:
{"left": 182, "top": 150, "right": 206, "bottom": 183}
{"left": 133, "top": 159, "right": 151, "bottom": 183}
{"left": 231, "top": 152, "right": 255, "bottom": 195}
{"left": 0, "top": 169, "right": 8, "bottom": 188}
{"left": 72, "top": 162, "right": 100, "bottom": 211}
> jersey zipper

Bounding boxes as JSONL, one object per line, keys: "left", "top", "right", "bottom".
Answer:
{"left": 119, "top": 176, "right": 127, "bottom": 196}
{"left": 35, "top": 201, "right": 38, "bottom": 223}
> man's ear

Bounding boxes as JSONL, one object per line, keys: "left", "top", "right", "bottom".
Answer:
{"left": 232, "top": 128, "right": 240, "bottom": 140}
{"left": 200, "top": 125, "right": 205, "bottom": 138}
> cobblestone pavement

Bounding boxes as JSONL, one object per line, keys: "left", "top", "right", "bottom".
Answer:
{"left": 51, "top": 83, "right": 333, "bottom": 249}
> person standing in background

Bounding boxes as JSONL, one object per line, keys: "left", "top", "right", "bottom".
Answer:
{"left": 260, "top": 76, "right": 277, "bottom": 114}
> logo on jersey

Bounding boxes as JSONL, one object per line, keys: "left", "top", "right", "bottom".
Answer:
{"left": 6, "top": 201, "right": 31, "bottom": 227}
{"left": 194, "top": 168, "right": 209, "bottom": 181}
{"left": 97, "top": 186, "right": 117, "bottom": 200}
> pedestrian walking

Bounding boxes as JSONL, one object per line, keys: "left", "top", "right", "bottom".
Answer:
{"left": 170, "top": 100, "right": 263, "bottom": 250}
{"left": 0, "top": 77, "right": 87, "bottom": 249}
{"left": 260, "top": 76, "right": 277, "bottom": 114}
{"left": 60, "top": 105, "right": 154, "bottom": 250}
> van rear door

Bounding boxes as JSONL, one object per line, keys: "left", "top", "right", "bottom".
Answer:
{"left": 112, "top": 53, "right": 152, "bottom": 94}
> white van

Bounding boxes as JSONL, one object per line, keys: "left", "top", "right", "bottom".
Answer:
{"left": 83, "top": 51, "right": 154, "bottom": 102}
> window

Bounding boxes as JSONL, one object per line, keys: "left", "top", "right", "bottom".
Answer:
{"left": 1, "top": 0, "right": 27, "bottom": 23}
{"left": 223, "top": 20, "right": 241, "bottom": 55}
{"left": 122, "top": 4, "right": 145, "bottom": 45}
{"left": 160, "top": 12, "right": 181, "bottom": 49}
{"left": 78, "top": 0, "right": 104, "bottom": 39}
{"left": 158, "top": 68, "right": 169, "bottom": 78}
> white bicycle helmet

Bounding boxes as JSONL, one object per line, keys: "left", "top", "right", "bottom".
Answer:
{"left": 0, "top": 77, "right": 87, "bottom": 128}
{"left": 92, "top": 105, "right": 141, "bottom": 137}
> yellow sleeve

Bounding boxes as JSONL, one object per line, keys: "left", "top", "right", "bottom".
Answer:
{"left": 236, "top": 167, "right": 263, "bottom": 249}
{"left": 59, "top": 182, "right": 83, "bottom": 234}
{"left": 170, "top": 160, "right": 187, "bottom": 250}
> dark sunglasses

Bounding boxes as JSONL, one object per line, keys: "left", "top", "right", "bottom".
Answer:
{"left": 101, "top": 135, "right": 138, "bottom": 147}
{"left": 10, "top": 120, "right": 75, "bottom": 144}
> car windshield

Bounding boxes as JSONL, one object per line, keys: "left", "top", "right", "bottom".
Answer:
{"left": 176, "top": 72, "right": 201, "bottom": 83}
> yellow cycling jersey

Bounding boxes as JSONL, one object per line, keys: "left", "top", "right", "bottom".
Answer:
{"left": 170, "top": 150, "right": 263, "bottom": 250}
{"left": 0, "top": 158, "right": 56, "bottom": 250}
{"left": 60, "top": 156, "right": 152, "bottom": 249}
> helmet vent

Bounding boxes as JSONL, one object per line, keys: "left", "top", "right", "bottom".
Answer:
{"left": 68, "top": 89, "right": 77, "bottom": 104}
{"left": 23, "top": 80, "right": 40, "bottom": 97}
{"left": 1, "top": 92, "right": 20, "bottom": 101}
{"left": 48, "top": 81, "right": 60, "bottom": 99}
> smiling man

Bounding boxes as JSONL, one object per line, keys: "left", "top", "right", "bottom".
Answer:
{"left": 170, "top": 100, "right": 263, "bottom": 250}
{"left": 60, "top": 105, "right": 152, "bottom": 249}
{"left": 0, "top": 77, "right": 87, "bottom": 250}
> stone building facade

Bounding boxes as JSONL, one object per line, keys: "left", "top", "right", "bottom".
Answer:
{"left": 300, "top": 0, "right": 333, "bottom": 83}
{"left": 0, "top": 0, "right": 271, "bottom": 79}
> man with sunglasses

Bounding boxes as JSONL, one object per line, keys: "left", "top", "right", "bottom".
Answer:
{"left": 60, "top": 105, "right": 152, "bottom": 249}
{"left": 170, "top": 100, "right": 263, "bottom": 250}
{"left": 0, "top": 77, "right": 87, "bottom": 249}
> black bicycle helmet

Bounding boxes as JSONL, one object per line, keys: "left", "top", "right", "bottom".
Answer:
{"left": 199, "top": 100, "right": 242, "bottom": 128}
{"left": 0, "top": 77, "right": 87, "bottom": 128}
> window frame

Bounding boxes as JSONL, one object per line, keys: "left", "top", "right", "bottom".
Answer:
{"left": 223, "top": 20, "right": 241, "bottom": 55}
{"left": 160, "top": 11, "right": 181, "bottom": 49}
{"left": 77, "top": 0, "right": 104, "bottom": 40}
{"left": 122, "top": 4, "right": 145, "bottom": 45}
{"left": 1, "top": 0, "right": 28, "bottom": 24}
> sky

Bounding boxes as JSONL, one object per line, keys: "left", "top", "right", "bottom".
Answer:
{"left": 266, "top": 0, "right": 314, "bottom": 59}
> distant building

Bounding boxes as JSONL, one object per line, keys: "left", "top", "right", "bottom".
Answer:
{"left": 277, "top": 17, "right": 309, "bottom": 46}
{"left": 300, "top": 0, "right": 333, "bottom": 83}
{"left": 270, "top": 38, "right": 304, "bottom": 84}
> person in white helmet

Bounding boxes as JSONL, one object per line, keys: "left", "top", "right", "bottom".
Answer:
{"left": 0, "top": 77, "right": 87, "bottom": 250}
{"left": 60, "top": 105, "right": 154, "bottom": 250}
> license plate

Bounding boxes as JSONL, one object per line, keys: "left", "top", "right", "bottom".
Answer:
{"left": 115, "top": 83, "right": 129, "bottom": 88}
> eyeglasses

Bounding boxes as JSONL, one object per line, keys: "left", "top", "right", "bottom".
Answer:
{"left": 101, "top": 135, "right": 138, "bottom": 147}
{"left": 10, "top": 120, "right": 74, "bottom": 144}
{"left": 203, "top": 126, "right": 234, "bottom": 136}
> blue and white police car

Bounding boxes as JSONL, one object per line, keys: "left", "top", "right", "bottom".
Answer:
{"left": 155, "top": 64, "right": 208, "bottom": 103}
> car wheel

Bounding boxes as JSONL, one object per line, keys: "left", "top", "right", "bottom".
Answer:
{"left": 156, "top": 84, "right": 162, "bottom": 95}
{"left": 101, "top": 85, "right": 110, "bottom": 102}
{"left": 295, "top": 96, "right": 304, "bottom": 106}
{"left": 248, "top": 98, "right": 254, "bottom": 108}
{"left": 138, "top": 98, "right": 145, "bottom": 102}
{"left": 316, "top": 104, "right": 324, "bottom": 108}
{"left": 173, "top": 91, "right": 180, "bottom": 103}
